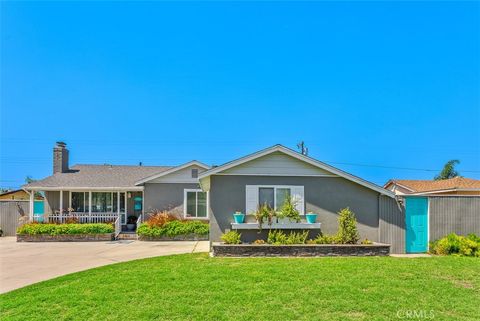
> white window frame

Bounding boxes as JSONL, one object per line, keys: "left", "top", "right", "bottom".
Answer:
{"left": 257, "top": 185, "right": 295, "bottom": 210}
{"left": 246, "top": 185, "right": 304, "bottom": 215}
{"left": 183, "top": 189, "right": 209, "bottom": 220}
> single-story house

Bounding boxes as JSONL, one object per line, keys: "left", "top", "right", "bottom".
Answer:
{"left": 384, "top": 177, "right": 480, "bottom": 196}
{"left": 0, "top": 189, "right": 43, "bottom": 201}
{"left": 23, "top": 142, "right": 210, "bottom": 229}
{"left": 22, "top": 142, "right": 479, "bottom": 253}
{"left": 383, "top": 177, "right": 480, "bottom": 253}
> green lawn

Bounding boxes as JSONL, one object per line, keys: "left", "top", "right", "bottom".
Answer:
{"left": 1, "top": 254, "right": 479, "bottom": 321}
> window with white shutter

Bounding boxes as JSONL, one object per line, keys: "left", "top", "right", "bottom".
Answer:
{"left": 245, "top": 185, "right": 304, "bottom": 214}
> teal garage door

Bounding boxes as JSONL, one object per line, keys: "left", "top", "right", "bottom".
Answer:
{"left": 405, "top": 197, "right": 428, "bottom": 253}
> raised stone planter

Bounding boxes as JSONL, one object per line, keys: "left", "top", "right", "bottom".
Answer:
{"left": 212, "top": 242, "right": 390, "bottom": 257}
{"left": 17, "top": 233, "right": 114, "bottom": 242}
{"left": 138, "top": 234, "right": 208, "bottom": 241}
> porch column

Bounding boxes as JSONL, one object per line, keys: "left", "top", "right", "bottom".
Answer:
{"left": 88, "top": 191, "right": 92, "bottom": 222}
{"left": 142, "top": 190, "right": 145, "bottom": 220}
{"left": 117, "top": 191, "right": 120, "bottom": 217}
{"left": 124, "top": 192, "right": 128, "bottom": 220}
{"left": 59, "top": 190, "right": 63, "bottom": 222}
{"left": 29, "top": 189, "right": 34, "bottom": 221}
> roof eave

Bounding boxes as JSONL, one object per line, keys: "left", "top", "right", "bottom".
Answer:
{"left": 199, "top": 145, "right": 396, "bottom": 198}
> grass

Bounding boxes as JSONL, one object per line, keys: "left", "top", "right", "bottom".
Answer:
{"left": 1, "top": 254, "right": 479, "bottom": 321}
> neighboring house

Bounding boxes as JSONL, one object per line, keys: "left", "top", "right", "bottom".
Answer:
{"left": 384, "top": 177, "right": 480, "bottom": 253}
{"left": 384, "top": 177, "right": 480, "bottom": 196}
{"left": 23, "top": 142, "right": 210, "bottom": 230}
{"left": 0, "top": 189, "right": 43, "bottom": 201}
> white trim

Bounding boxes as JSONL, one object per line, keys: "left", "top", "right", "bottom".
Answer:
{"left": 214, "top": 173, "right": 338, "bottom": 177}
{"left": 199, "top": 145, "right": 395, "bottom": 198}
{"left": 59, "top": 190, "right": 63, "bottom": 213}
{"left": 407, "top": 188, "right": 480, "bottom": 196}
{"left": 183, "top": 188, "right": 209, "bottom": 220}
{"left": 25, "top": 186, "right": 144, "bottom": 191}
{"left": 135, "top": 161, "right": 210, "bottom": 185}
{"left": 88, "top": 191, "right": 92, "bottom": 217}
{"left": 383, "top": 180, "right": 417, "bottom": 192}
{"left": 249, "top": 185, "right": 304, "bottom": 213}
{"left": 28, "top": 189, "right": 34, "bottom": 220}
{"left": 427, "top": 197, "right": 430, "bottom": 245}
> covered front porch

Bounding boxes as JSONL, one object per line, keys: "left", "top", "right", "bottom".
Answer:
{"left": 27, "top": 188, "right": 144, "bottom": 232}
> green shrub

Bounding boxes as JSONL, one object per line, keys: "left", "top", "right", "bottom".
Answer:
{"left": 16, "top": 223, "right": 113, "bottom": 235}
{"left": 137, "top": 221, "right": 209, "bottom": 237}
{"left": 267, "top": 230, "right": 288, "bottom": 245}
{"left": 221, "top": 231, "right": 242, "bottom": 244}
{"left": 279, "top": 196, "right": 300, "bottom": 222}
{"left": 336, "top": 207, "right": 359, "bottom": 244}
{"left": 430, "top": 233, "right": 480, "bottom": 257}
{"left": 267, "top": 230, "right": 309, "bottom": 245}
{"left": 311, "top": 233, "right": 338, "bottom": 244}
{"left": 361, "top": 238, "right": 373, "bottom": 245}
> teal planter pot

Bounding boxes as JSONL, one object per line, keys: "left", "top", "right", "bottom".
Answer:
{"left": 233, "top": 213, "right": 245, "bottom": 224}
{"left": 306, "top": 213, "right": 318, "bottom": 224}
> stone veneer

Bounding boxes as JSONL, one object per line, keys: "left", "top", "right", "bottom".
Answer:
{"left": 17, "top": 233, "right": 114, "bottom": 242}
{"left": 212, "top": 243, "right": 390, "bottom": 257}
{"left": 139, "top": 234, "right": 208, "bottom": 241}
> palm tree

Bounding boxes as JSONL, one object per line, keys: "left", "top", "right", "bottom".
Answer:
{"left": 434, "top": 160, "right": 460, "bottom": 180}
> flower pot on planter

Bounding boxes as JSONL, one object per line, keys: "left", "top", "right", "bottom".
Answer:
{"left": 306, "top": 213, "right": 318, "bottom": 224}
{"left": 233, "top": 213, "right": 245, "bottom": 224}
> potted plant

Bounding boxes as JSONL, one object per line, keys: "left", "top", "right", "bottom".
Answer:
{"left": 305, "top": 212, "right": 318, "bottom": 224}
{"left": 254, "top": 203, "right": 274, "bottom": 229}
{"left": 276, "top": 210, "right": 288, "bottom": 224}
{"left": 126, "top": 215, "right": 137, "bottom": 231}
{"left": 233, "top": 211, "right": 245, "bottom": 224}
{"left": 280, "top": 196, "right": 300, "bottom": 223}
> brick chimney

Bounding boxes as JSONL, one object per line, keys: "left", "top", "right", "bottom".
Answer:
{"left": 53, "top": 141, "right": 69, "bottom": 174}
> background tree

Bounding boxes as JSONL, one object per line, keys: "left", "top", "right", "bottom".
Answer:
{"left": 434, "top": 160, "right": 460, "bottom": 180}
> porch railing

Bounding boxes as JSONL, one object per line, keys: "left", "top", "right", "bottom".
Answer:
{"left": 136, "top": 214, "right": 143, "bottom": 232}
{"left": 114, "top": 216, "right": 121, "bottom": 238}
{"left": 35, "top": 212, "right": 119, "bottom": 224}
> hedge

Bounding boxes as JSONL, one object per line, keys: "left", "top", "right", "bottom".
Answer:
{"left": 137, "top": 221, "right": 209, "bottom": 237}
{"left": 17, "top": 223, "right": 114, "bottom": 235}
{"left": 429, "top": 233, "right": 480, "bottom": 257}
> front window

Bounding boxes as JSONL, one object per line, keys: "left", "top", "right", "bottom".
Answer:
{"left": 71, "top": 192, "right": 86, "bottom": 212}
{"left": 259, "top": 187, "right": 292, "bottom": 210}
{"left": 91, "top": 192, "right": 113, "bottom": 213}
{"left": 185, "top": 189, "right": 207, "bottom": 218}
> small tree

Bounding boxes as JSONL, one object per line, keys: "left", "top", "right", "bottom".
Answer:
{"left": 434, "top": 160, "right": 460, "bottom": 180}
{"left": 336, "top": 207, "right": 359, "bottom": 244}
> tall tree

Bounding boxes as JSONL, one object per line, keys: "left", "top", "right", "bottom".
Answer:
{"left": 434, "top": 160, "right": 460, "bottom": 180}
{"left": 297, "top": 141, "right": 309, "bottom": 156}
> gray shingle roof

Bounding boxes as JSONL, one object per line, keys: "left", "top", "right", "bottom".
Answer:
{"left": 24, "top": 164, "right": 173, "bottom": 189}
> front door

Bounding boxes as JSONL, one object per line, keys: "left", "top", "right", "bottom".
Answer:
{"left": 405, "top": 197, "right": 428, "bottom": 253}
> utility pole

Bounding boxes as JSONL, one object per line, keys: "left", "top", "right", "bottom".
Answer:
{"left": 297, "top": 141, "right": 308, "bottom": 156}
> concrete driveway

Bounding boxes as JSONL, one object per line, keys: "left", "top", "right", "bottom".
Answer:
{"left": 0, "top": 237, "right": 209, "bottom": 294}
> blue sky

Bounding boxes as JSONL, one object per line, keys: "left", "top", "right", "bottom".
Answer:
{"left": 1, "top": 1, "right": 479, "bottom": 189}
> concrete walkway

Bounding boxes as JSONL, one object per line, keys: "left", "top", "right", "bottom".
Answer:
{"left": 0, "top": 237, "right": 209, "bottom": 294}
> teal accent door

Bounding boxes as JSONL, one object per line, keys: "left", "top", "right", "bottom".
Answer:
{"left": 405, "top": 197, "right": 428, "bottom": 253}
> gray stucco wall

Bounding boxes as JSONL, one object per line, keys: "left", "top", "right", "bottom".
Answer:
{"left": 209, "top": 175, "right": 384, "bottom": 243}
{"left": 429, "top": 196, "right": 480, "bottom": 241}
{"left": 379, "top": 195, "right": 405, "bottom": 254}
{"left": 144, "top": 183, "right": 200, "bottom": 218}
{"left": 44, "top": 191, "right": 68, "bottom": 214}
